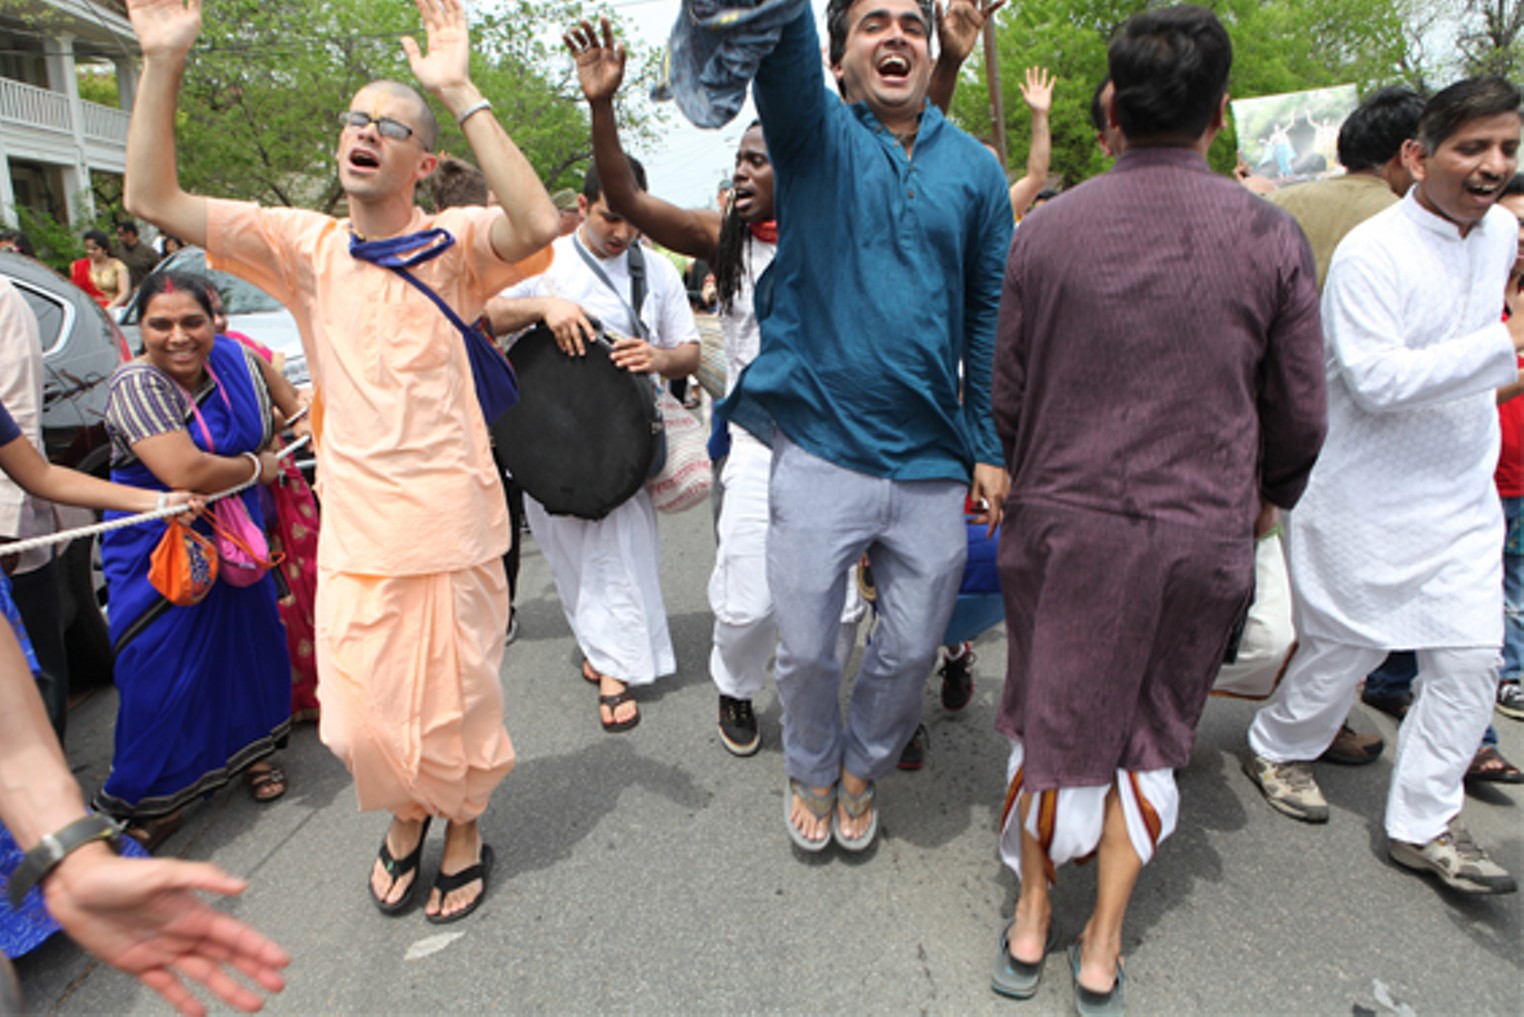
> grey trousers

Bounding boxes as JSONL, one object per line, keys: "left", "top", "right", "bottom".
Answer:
{"left": 767, "top": 433, "right": 967, "bottom": 786}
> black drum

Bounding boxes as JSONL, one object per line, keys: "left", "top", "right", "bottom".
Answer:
{"left": 492, "top": 325, "right": 661, "bottom": 520}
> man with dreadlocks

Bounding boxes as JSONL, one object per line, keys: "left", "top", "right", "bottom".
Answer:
{"left": 565, "top": 19, "right": 869, "bottom": 758}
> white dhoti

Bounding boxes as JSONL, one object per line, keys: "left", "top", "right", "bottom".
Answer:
{"left": 997, "top": 739, "right": 1179, "bottom": 884}
{"left": 1250, "top": 636, "right": 1498, "bottom": 844}
{"left": 526, "top": 489, "right": 675, "bottom": 685}
{"left": 708, "top": 429, "right": 864, "bottom": 700}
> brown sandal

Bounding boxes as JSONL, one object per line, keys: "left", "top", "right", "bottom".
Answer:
{"left": 599, "top": 687, "right": 640, "bottom": 733}
{"left": 247, "top": 762, "right": 288, "bottom": 803}
{"left": 124, "top": 811, "right": 185, "bottom": 852}
{"left": 1466, "top": 745, "right": 1524, "bottom": 784}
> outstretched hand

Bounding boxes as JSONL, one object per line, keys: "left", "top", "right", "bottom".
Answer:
{"left": 44, "top": 847, "right": 290, "bottom": 1017}
{"left": 1020, "top": 67, "right": 1055, "bottom": 114}
{"left": 935, "top": 1, "right": 1006, "bottom": 64}
{"left": 125, "top": 0, "right": 203, "bottom": 60}
{"left": 564, "top": 18, "right": 627, "bottom": 104}
{"left": 401, "top": 0, "right": 471, "bottom": 99}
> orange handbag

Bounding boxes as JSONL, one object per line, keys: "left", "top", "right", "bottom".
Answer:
{"left": 147, "top": 515, "right": 219, "bottom": 606}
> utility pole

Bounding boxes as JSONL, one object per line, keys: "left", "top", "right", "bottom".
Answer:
{"left": 982, "top": 17, "right": 1008, "bottom": 170}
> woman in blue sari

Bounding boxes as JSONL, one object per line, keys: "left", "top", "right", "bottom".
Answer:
{"left": 94, "top": 271, "right": 295, "bottom": 843}
{"left": 0, "top": 392, "right": 198, "bottom": 957}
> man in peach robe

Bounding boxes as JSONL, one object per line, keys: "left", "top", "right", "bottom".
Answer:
{"left": 120, "top": 0, "right": 558, "bottom": 922}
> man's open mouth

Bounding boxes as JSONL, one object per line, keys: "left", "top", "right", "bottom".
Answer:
{"left": 877, "top": 53, "right": 911, "bottom": 78}
{"left": 348, "top": 149, "right": 380, "bottom": 169}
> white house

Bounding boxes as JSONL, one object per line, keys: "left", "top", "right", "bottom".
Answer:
{"left": 0, "top": 0, "right": 137, "bottom": 227}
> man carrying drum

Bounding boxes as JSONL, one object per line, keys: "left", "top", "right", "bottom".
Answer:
{"left": 121, "top": 0, "right": 559, "bottom": 924}
{"left": 488, "top": 157, "right": 700, "bottom": 733}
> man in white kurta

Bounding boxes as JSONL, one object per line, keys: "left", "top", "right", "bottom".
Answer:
{"left": 1246, "top": 77, "right": 1524, "bottom": 895}
{"left": 493, "top": 169, "right": 699, "bottom": 730}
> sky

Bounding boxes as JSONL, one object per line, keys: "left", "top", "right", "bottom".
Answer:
{"left": 608, "top": 0, "right": 828, "bottom": 211}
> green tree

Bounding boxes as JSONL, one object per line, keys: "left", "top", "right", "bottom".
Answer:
{"left": 1456, "top": 0, "right": 1524, "bottom": 76}
{"left": 167, "top": 0, "right": 660, "bottom": 211}
{"left": 948, "top": 0, "right": 1419, "bottom": 186}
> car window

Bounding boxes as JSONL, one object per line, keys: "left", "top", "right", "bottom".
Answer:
{"left": 124, "top": 248, "right": 288, "bottom": 320}
{"left": 15, "top": 284, "right": 66, "bottom": 355}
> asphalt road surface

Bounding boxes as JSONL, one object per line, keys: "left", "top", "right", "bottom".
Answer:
{"left": 15, "top": 477, "right": 1523, "bottom": 1015}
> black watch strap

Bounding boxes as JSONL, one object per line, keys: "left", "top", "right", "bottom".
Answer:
{"left": 7, "top": 815, "right": 122, "bottom": 907}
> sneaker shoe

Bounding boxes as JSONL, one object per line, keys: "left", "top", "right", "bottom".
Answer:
{"left": 1242, "top": 753, "right": 1329, "bottom": 823}
{"left": 1318, "top": 723, "right": 1383, "bottom": 766}
{"left": 718, "top": 695, "right": 760, "bottom": 756}
{"left": 1389, "top": 819, "right": 1518, "bottom": 895}
{"left": 505, "top": 608, "right": 520, "bottom": 646}
{"left": 1497, "top": 682, "right": 1524, "bottom": 721}
{"left": 939, "top": 644, "right": 974, "bottom": 712}
{"left": 897, "top": 724, "right": 928, "bottom": 770}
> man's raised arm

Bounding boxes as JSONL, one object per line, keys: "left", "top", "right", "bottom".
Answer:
{"left": 123, "top": 0, "right": 209, "bottom": 248}
{"left": 405, "top": 0, "right": 558, "bottom": 263}
{"left": 566, "top": 18, "right": 721, "bottom": 261}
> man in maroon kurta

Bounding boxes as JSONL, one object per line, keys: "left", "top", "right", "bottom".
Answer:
{"left": 988, "top": 5, "right": 1327, "bottom": 1005}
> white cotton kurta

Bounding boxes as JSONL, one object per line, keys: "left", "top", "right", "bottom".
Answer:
{"left": 503, "top": 232, "right": 699, "bottom": 684}
{"left": 1288, "top": 193, "right": 1520, "bottom": 649}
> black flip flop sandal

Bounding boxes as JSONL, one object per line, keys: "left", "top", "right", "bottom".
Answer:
{"left": 426, "top": 844, "right": 496, "bottom": 925}
{"left": 371, "top": 816, "right": 432, "bottom": 916}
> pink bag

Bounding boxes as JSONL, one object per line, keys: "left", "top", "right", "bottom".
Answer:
{"left": 178, "top": 368, "right": 283, "bottom": 588}
{"left": 204, "top": 497, "right": 282, "bottom": 587}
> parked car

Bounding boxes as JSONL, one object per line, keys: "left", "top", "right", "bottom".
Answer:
{"left": 118, "top": 245, "right": 309, "bottom": 388}
{"left": 1, "top": 250, "right": 131, "bottom": 689}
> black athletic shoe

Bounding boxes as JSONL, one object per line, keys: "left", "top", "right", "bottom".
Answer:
{"left": 718, "top": 695, "right": 760, "bottom": 756}
{"left": 940, "top": 646, "right": 974, "bottom": 712}
{"left": 897, "top": 724, "right": 928, "bottom": 771}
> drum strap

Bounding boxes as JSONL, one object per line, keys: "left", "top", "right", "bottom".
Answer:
{"left": 572, "top": 234, "right": 650, "bottom": 341}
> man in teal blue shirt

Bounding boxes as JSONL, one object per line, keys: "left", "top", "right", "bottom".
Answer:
{"left": 721, "top": 0, "right": 1012, "bottom": 853}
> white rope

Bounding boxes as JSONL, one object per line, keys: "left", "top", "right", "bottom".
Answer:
{"left": 1, "top": 436, "right": 312, "bottom": 558}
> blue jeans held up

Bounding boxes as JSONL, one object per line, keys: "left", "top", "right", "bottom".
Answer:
{"left": 766, "top": 432, "right": 967, "bottom": 787}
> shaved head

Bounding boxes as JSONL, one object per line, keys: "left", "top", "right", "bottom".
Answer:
{"left": 357, "top": 79, "right": 439, "bottom": 151}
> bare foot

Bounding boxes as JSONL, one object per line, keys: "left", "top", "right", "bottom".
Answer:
{"left": 837, "top": 769, "right": 874, "bottom": 841}
{"left": 370, "top": 815, "right": 426, "bottom": 907}
{"left": 425, "top": 820, "right": 486, "bottom": 920}
{"left": 789, "top": 784, "right": 834, "bottom": 844}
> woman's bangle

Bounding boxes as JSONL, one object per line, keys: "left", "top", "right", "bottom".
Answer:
{"left": 155, "top": 491, "right": 168, "bottom": 512}
{"left": 241, "top": 451, "right": 263, "bottom": 485}
{"left": 456, "top": 98, "right": 493, "bottom": 127}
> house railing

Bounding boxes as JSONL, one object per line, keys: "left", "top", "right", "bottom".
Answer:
{"left": 0, "top": 77, "right": 72, "bottom": 134}
{"left": 81, "top": 100, "right": 129, "bottom": 144}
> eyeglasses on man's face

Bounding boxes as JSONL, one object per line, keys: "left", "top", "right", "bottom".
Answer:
{"left": 338, "top": 110, "right": 418, "bottom": 144}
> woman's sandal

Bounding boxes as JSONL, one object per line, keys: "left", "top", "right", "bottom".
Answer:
{"left": 833, "top": 780, "right": 878, "bottom": 852}
{"left": 246, "top": 762, "right": 288, "bottom": 803}
{"left": 123, "top": 811, "right": 185, "bottom": 853}
{"left": 599, "top": 685, "right": 641, "bottom": 733}
{"left": 371, "top": 817, "right": 432, "bottom": 916}
{"left": 786, "top": 779, "right": 836, "bottom": 853}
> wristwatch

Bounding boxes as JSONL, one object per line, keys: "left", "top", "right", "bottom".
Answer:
{"left": 7, "top": 815, "right": 123, "bottom": 907}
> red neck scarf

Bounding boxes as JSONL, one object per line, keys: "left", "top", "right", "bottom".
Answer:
{"left": 749, "top": 220, "right": 778, "bottom": 244}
